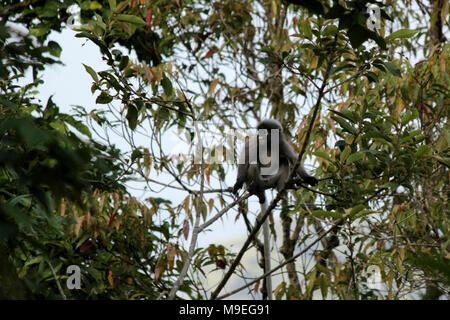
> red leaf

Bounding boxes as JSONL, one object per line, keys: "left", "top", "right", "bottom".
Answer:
{"left": 420, "top": 103, "right": 430, "bottom": 121}
{"left": 80, "top": 241, "right": 92, "bottom": 253}
{"left": 254, "top": 279, "right": 261, "bottom": 293}
{"left": 183, "top": 219, "right": 189, "bottom": 240}
{"left": 146, "top": 8, "right": 153, "bottom": 33}
{"left": 202, "top": 46, "right": 217, "bottom": 59}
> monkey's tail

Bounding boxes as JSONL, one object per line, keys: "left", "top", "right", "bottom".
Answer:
{"left": 261, "top": 198, "right": 273, "bottom": 300}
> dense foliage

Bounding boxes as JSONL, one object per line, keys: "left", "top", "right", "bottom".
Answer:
{"left": 0, "top": 0, "right": 448, "bottom": 300}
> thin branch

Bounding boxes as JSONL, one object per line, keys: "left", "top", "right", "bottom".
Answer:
{"left": 216, "top": 218, "right": 345, "bottom": 300}
{"left": 47, "top": 260, "right": 67, "bottom": 300}
{"left": 0, "top": 0, "right": 44, "bottom": 17}
{"left": 198, "top": 193, "right": 250, "bottom": 232}
{"left": 167, "top": 121, "right": 205, "bottom": 299}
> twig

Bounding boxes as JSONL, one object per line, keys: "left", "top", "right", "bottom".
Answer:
{"left": 47, "top": 260, "right": 67, "bottom": 300}
{"left": 167, "top": 120, "right": 205, "bottom": 299}
{"left": 198, "top": 193, "right": 251, "bottom": 232}
{"left": 261, "top": 200, "right": 273, "bottom": 300}
{"left": 0, "top": 0, "right": 44, "bottom": 17}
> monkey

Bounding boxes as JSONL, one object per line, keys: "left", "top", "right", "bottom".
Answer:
{"left": 232, "top": 119, "right": 318, "bottom": 203}
{"left": 232, "top": 119, "right": 318, "bottom": 300}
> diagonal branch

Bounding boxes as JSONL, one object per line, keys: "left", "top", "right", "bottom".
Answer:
{"left": 216, "top": 218, "right": 344, "bottom": 300}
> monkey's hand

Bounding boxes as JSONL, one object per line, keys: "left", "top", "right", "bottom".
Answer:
{"left": 291, "top": 176, "right": 318, "bottom": 188}
{"left": 232, "top": 182, "right": 242, "bottom": 195}
{"left": 303, "top": 176, "right": 318, "bottom": 186}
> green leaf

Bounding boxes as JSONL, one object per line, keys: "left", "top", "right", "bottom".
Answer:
{"left": 2, "top": 204, "right": 32, "bottom": 228}
{"left": 331, "top": 116, "right": 358, "bottom": 135}
{"left": 29, "top": 25, "right": 50, "bottom": 37}
{"left": 312, "top": 210, "right": 343, "bottom": 219}
{"left": 14, "top": 119, "right": 52, "bottom": 146}
{"left": 349, "top": 204, "right": 367, "bottom": 216}
{"left": 118, "top": 55, "right": 129, "bottom": 71}
{"left": 108, "top": 0, "right": 117, "bottom": 10}
{"left": 161, "top": 76, "right": 173, "bottom": 96}
{"left": 362, "top": 131, "right": 392, "bottom": 143}
{"left": 65, "top": 118, "right": 92, "bottom": 138}
{"left": 0, "top": 97, "right": 20, "bottom": 111}
{"left": 131, "top": 149, "right": 143, "bottom": 162}
{"left": 415, "top": 145, "right": 432, "bottom": 157}
{"left": 83, "top": 64, "right": 99, "bottom": 83}
{"left": 116, "top": 14, "right": 147, "bottom": 27}
{"left": 47, "top": 41, "right": 62, "bottom": 57}
{"left": 340, "top": 146, "right": 351, "bottom": 162}
{"left": 384, "top": 62, "right": 402, "bottom": 77}
{"left": 96, "top": 92, "right": 113, "bottom": 104}
{"left": 347, "top": 152, "right": 364, "bottom": 165}
{"left": 126, "top": 105, "right": 138, "bottom": 130}
{"left": 385, "top": 28, "right": 418, "bottom": 40}
{"left": 330, "top": 109, "right": 358, "bottom": 123}
{"left": 322, "top": 25, "right": 338, "bottom": 36}
{"left": 259, "top": 57, "right": 279, "bottom": 65}
{"left": 366, "top": 71, "right": 378, "bottom": 83}
{"left": 347, "top": 25, "right": 369, "bottom": 49}
{"left": 301, "top": 20, "right": 313, "bottom": 40}
{"left": 36, "top": 1, "right": 58, "bottom": 18}
{"left": 90, "top": 1, "right": 102, "bottom": 10}
{"left": 7, "top": 194, "right": 31, "bottom": 207}
{"left": 313, "top": 151, "right": 333, "bottom": 162}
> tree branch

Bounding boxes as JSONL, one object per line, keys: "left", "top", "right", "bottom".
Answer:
{"left": 216, "top": 218, "right": 344, "bottom": 300}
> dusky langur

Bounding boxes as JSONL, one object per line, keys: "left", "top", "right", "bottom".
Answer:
{"left": 232, "top": 119, "right": 318, "bottom": 300}
{"left": 233, "top": 119, "right": 318, "bottom": 203}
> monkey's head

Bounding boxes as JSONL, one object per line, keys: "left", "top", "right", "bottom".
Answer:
{"left": 257, "top": 119, "right": 283, "bottom": 144}
{"left": 257, "top": 119, "right": 283, "bottom": 131}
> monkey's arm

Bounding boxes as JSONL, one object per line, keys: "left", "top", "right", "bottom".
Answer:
{"left": 281, "top": 140, "right": 318, "bottom": 186}
{"left": 233, "top": 141, "right": 251, "bottom": 194}
{"left": 233, "top": 163, "right": 247, "bottom": 194}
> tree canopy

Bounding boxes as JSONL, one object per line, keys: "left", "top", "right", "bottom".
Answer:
{"left": 0, "top": 0, "right": 448, "bottom": 300}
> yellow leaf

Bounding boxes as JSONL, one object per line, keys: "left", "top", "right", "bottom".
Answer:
{"left": 309, "top": 56, "right": 318, "bottom": 70}
{"left": 155, "top": 256, "right": 165, "bottom": 281}
{"left": 307, "top": 270, "right": 317, "bottom": 295}
{"left": 205, "top": 164, "right": 211, "bottom": 184}
{"left": 59, "top": 199, "right": 66, "bottom": 216}
{"left": 167, "top": 244, "right": 176, "bottom": 271}
{"left": 86, "top": 211, "right": 91, "bottom": 225}
{"left": 143, "top": 64, "right": 154, "bottom": 84}
{"left": 108, "top": 270, "right": 114, "bottom": 288}
{"left": 271, "top": 0, "right": 277, "bottom": 17}
{"left": 274, "top": 281, "right": 286, "bottom": 298}
{"left": 75, "top": 216, "right": 84, "bottom": 236}
{"left": 183, "top": 219, "right": 189, "bottom": 240}
{"left": 208, "top": 198, "right": 214, "bottom": 212}
{"left": 114, "top": 218, "right": 121, "bottom": 231}
{"left": 209, "top": 78, "right": 219, "bottom": 96}
{"left": 184, "top": 196, "right": 190, "bottom": 214}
